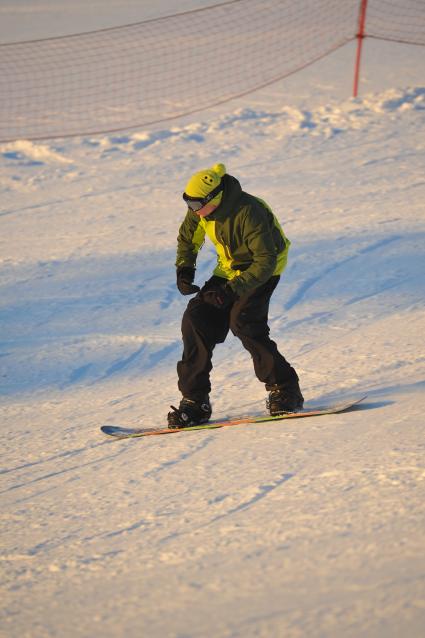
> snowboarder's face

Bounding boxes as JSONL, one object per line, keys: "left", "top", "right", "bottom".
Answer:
{"left": 195, "top": 202, "right": 218, "bottom": 218}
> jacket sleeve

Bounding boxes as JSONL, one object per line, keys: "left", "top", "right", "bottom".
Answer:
{"left": 175, "top": 210, "right": 206, "bottom": 269}
{"left": 227, "top": 206, "right": 278, "bottom": 297}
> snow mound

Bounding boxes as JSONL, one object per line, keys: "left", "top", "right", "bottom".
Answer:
{"left": 86, "top": 86, "right": 425, "bottom": 151}
{"left": 1, "top": 140, "right": 72, "bottom": 165}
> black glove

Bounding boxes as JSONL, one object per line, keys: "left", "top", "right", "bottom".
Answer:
{"left": 203, "top": 283, "right": 237, "bottom": 309}
{"left": 176, "top": 267, "right": 200, "bottom": 296}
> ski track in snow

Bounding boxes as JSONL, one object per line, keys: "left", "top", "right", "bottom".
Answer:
{"left": 159, "top": 471, "right": 296, "bottom": 546}
{"left": 142, "top": 435, "right": 216, "bottom": 479}
{"left": 283, "top": 234, "right": 403, "bottom": 311}
{"left": 1, "top": 75, "right": 425, "bottom": 638}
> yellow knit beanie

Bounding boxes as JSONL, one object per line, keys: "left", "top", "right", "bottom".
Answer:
{"left": 184, "top": 163, "right": 226, "bottom": 204}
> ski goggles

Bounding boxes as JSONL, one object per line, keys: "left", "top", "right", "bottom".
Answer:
{"left": 183, "top": 182, "right": 224, "bottom": 212}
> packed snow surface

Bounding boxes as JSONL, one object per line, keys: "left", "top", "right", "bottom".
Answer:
{"left": 1, "top": 15, "right": 424, "bottom": 636}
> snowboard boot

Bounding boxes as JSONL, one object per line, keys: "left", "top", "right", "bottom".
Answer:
{"left": 267, "top": 381, "right": 304, "bottom": 415}
{"left": 167, "top": 396, "right": 212, "bottom": 429}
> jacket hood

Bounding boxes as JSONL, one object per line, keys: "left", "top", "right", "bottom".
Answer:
{"left": 208, "top": 174, "right": 242, "bottom": 221}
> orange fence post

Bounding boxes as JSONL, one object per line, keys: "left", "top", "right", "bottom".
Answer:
{"left": 353, "top": 0, "right": 369, "bottom": 97}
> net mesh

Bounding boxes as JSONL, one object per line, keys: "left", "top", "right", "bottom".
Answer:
{"left": 365, "top": 0, "right": 425, "bottom": 45}
{"left": 0, "top": 0, "right": 424, "bottom": 142}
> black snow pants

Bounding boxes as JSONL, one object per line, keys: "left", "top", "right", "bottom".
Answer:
{"left": 177, "top": 275, "right": 297, "bottom": 402}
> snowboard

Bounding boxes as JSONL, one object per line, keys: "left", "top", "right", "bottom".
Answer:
{"left": 101, "top": 394, "right": 366, "bottom": 439}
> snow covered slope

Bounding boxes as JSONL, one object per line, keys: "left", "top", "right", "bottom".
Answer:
{"left": 1, "top": 72, "right": 425, "bottom": 638}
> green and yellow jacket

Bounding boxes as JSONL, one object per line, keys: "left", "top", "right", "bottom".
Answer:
{"left": 176, "top": 174, "right": 290, "bottom": 297}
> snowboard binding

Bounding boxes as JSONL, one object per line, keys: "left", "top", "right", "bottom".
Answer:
{"left": 167, "top": 397, "right": 212, "bottom": 429}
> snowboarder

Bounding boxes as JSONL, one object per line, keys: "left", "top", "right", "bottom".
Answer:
{"left": 168, "top": 163, "right": 303, "bottom": 428}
